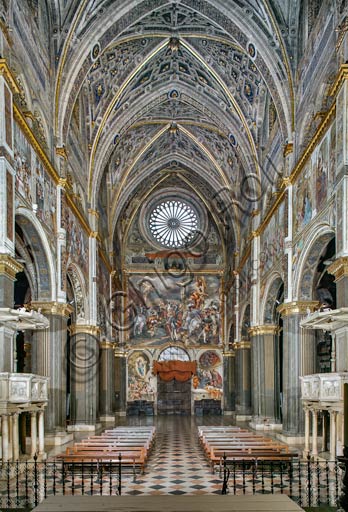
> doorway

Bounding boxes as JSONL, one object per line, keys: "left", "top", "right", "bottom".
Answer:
{"left": 157, "top": 378, "right": 191, "bottom": 415}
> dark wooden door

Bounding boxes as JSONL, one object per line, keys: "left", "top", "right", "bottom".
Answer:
{"left": 157, "top": 378, "right": 191, "bottom": 415}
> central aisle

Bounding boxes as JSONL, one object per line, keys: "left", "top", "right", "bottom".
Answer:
{"left": 121, "top": 416, "right": 225, "bottom": 495}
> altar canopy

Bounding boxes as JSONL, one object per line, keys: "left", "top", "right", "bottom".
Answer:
{"left": 153, "top": 361, "right": 197, "bottom": 382}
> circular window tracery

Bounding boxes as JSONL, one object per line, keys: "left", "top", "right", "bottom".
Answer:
{"left": 149, "top": 200, "right": 198, "bottom": 248}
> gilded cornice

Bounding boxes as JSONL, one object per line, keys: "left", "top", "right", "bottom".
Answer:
{"left": 283, "top": 142, "right": 293, "bottom": 157}
{"left": 99, "top": 340, "right": 114, "bottom": 349}
{"left": 70, "top": 324, "right": 101, "bottom": 336}
{"left": 277, "top": 301, "right": 319, "bottom": 317}
{"left": 248, "top": 325, "right": 279, "bottom": 336}
{"left": 13, "top": 104, "right": 59, "bottom": 185}
{"left": 0, "top": 59, "right": 19, "bottom": 93}
{"left": 0, "top": 255, "right": 23, "bottom": 280}
{"left": 31, "top": 301, "right": 74, "bottom": 317}
{"left": 328, "top": 257, "right": 348, "bottom": 281}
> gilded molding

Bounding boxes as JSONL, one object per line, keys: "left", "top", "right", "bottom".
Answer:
{"left": 0, "top": 255, "right": 23, "bottom": 280}
{"left": 223, "top": 350, "right": 235, "bottom": 357}
{"left": 114, "top": 348, "right": 128, "bottom": 358}
{"left": 248, "top": 325, "right": 279, "bottom": 336}
{"left": 99, "top": 340, "right": 114, "bottom": 349}
{"left": 329, "top": 63, "right": 348, "bottom": 98}
{"left": 277, "top": 301, "right": 319, "bottom": 316}
{"left": 327, "top": 257, "right": 348, "bottom": 281}
{"left": 56, "top": 146, "right": 68, "bottom": 159}
{"left": 88, "top": 209, "right": 100, "bottom": 218}
{"left": 31, "top": 301, "right": 74, "bottom": 317}
{"left": 283, "top": 142, "right": 293, "bottom": 157}
{"left": 234, "top": 341, "right": 251, "bottom": 350}
{"left": 13, "top": 104, "right": 59, "bottom": 185}
{"left": 0, "top": 59, "right": 19, "bottom": 93}
{"left": 70, "top": 324, "right": 101, "bottom": 336}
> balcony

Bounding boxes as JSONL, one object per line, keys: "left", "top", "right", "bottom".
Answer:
{"left": 0, "top": 373, "right": 49, "bottom": 412}
{"left": 300, "top": 372, "right": 348, "bottom": 403}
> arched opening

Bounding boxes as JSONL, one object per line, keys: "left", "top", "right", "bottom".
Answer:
{"left": 156, "top": 346, "right": 192, "bottom": 416}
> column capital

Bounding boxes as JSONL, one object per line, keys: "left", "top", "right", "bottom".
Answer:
{"left": 248, "top": 325, "right": 279, "bottom": 336}
{"left": 328, "top": 257, "right": 348, "bottom": 281}
{"left": 223, "top": 350, "right": 235, "bottom": 358}
{"left": 70, "top": 324, "right": 101, "bottom": 336}
{"left": 0, "top": 254, "right": 23, "bottom": 280}
{"left": 31, "top": 301, "right": 73, "bottom": 317}
{"left": 114, "top": 347, "right": 128, "bottom": 358}
{"left": 277, "top": 301, "right": 319, "bottom": 316}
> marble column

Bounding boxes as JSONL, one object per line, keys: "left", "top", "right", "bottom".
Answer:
{"left": 277, "top": 301, "right": 318, "bottom": 437}
{"left": 223, "top": 350, "right": 236, "bottom": 413}
{"left": 329, "top": 410, "right": 337, "bottom": 460}
{"left": 235, "top": 341, "right": 251, "bottom": 419}
{"left": 69, "top": 325, "right": 100, "bottom": 427}
{"left": 114, "top": 349, "right": 127, "bottom": 416}
{"left": 38, "top": 410, "right": 45, "bottom": 458}
{"left": 30, "top": 411, "right": 37, "bottom": 458}
{"left": 1, "top": 414, "right": 9, "bottom": 461}
{"left": 12, "top": 412, "right": 19, "bottom": 461}
{"left": 311, "top": 409, "right": 318, "bottom": 458}
{"left": 249, "top": 331, "right": 261, "bottom": 419}
{"left": 99, "top": 340, "right": 115, "bottom": 421}
{"left": 304, "top": 407, "right": 310, "bottom": 457}
{"left": 31, "top": 302, "right": 73, "bottom": 432}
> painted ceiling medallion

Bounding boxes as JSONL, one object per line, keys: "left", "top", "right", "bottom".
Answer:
{"left": 149, "top": 200, "right": 198, "bottom": 248}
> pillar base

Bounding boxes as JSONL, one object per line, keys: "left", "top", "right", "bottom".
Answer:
{"left": 223, "top": 410, "right": 235, "bottom": 416}
{"left": 44, "top": 432, "right": 74, "bottom": 446}
{"left": 236, "top": 414, "right": 252, "bottom": 421}
{"left": 115, "top": 411, "right": 127, "bottom": 417}
{"left": 67, "top": 423, "right": 101, "bottom": 432}
{"left": 249, "top": 416, "right": 283, "bottom": 431}
{"left": 99, "top": 415, "right": 115, "bottom": 422}
{"left": 276, "top": 433, "right": 306, "bottom": 445}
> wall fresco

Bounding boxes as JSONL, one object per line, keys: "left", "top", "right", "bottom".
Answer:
{"left": 127, "top": 351, "right": 156, "bottom": 401}
{"left": 14, "top": 121, "right": 33, "bottom": 203}
{"left": 62, "top": 197, "right": 89, "bottom": 279}
{"left": 127, "top": 273, "right": 222, "bottom": 347}
{"left": 193, "top": 350, "right": 223, "bottom": 400}
{"left": 260, "top": 201, "right": 285, "bottom": 278}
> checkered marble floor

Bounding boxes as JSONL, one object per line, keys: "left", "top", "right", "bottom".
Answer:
{"left": 121, "top": 416, "right": 224, "bottom": 495}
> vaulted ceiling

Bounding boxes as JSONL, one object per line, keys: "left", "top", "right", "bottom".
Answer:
{"left": 50, "top": 0, "right": 299, "bottom": 255}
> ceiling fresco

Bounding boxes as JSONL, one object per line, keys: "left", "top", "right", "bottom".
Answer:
{"left": 44, "top": 0, "right": 305, "bottom": 258}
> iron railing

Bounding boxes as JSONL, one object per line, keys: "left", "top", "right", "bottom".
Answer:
{"left": 221, "top": 455, "right": 342, "bottom": 508}
{"left": 0, "top": 455, "right": 122, "bottom": 510}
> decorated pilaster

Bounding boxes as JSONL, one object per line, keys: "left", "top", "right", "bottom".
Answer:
{"left": 277, "top": 301, "right": 318, "bottom": 438}
{"left": 0, "top": 62, "right": 23, "bottom": 371}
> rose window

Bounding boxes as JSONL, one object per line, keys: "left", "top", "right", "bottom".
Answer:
{"left": 149, "top": 200, "right": 198, "bottom": 248}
